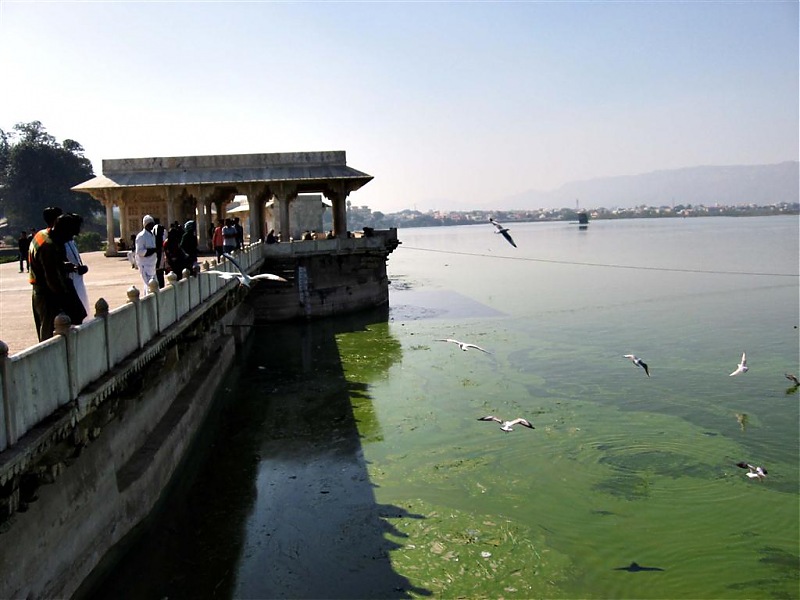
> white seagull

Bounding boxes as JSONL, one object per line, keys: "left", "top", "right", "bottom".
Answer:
{"left": 623, "top": 354, "right": 650, "bottom": 377}
{"left": 478, "top": 415, "right": 535, "bottom": 432}
{"left": 736, "top": 462, "right": 767, "bottom": 480}
{"left": 436, "top": 338, "right": 491, "bottom": 354}
{"left": 202, "top": 253, "right": 288, "bottom": 288}
{"left": 729, "top": 352, "right": 748, "bottom": 376}
{"left": 489, "top": 218, "right": 517, "bottom": 248}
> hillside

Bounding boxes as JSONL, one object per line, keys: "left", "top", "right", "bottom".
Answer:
{"left": 500, "top": 162, "right": 799, "bottom": 210}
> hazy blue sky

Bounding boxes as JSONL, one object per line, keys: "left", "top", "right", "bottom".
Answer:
{"left": 1, "top": 1, "right": 797, "bottom": 212}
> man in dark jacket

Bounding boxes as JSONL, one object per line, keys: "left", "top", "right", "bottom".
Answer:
{"left": 17, "top": 231, "right": 31, "bottom": 273}
{"left": 28, "top": 214, "right": 87, "bottom": 341}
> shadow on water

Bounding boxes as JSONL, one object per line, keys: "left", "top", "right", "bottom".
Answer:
{"left": 78, "top": 306, "right": 431, "bottom": 599}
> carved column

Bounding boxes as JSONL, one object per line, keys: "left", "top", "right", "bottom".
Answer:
{"left": 109, "top": 189, "right": 125, "bottom": 250}
{"left": 326, "top": 183, "right": 350, "bottom": 238}
{"left": 273, "top": 184, "right": 298, "bottom": 242}
{"left": 98, "top": 191, "right": 118, "bottom": 257}
{"left": 192, "top": 185, "right": 210, "bottom": 249}
{"left": 165, "top": 186, "right": 176, "bottom": 226}
{"left": 245, "top": 183, "right": 267, "bottom": 244}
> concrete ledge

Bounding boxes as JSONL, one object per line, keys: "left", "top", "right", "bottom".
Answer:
{"left": 0, "top": 302, "right": 248, "bottom": 599}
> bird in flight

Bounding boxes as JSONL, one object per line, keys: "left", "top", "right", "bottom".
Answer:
{"left": 729, "top": 352, "right": 748, "bottom": 376}
{"left": 489, "top": 218, "right": 517, "bottom": 248}
{"left": 478, "top": 416, "right": 534, "bottom": 432}
{"left": 785, "top": 373, "right": 799, "bottom": 386}
{"left": 736, "top": 462, "right": 767, "bottom": 480}
{"left": 436, "top": 338, "right": 491, "bottom": 353}
{"left": 202, "top": 253, "right": 288, "bottom": 287}
{"left": 623, "top": 354, "right": 650, "bottom": 377}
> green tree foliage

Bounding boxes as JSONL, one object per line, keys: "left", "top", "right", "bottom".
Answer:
{"left": 75, "top": 231, "right": 103, "bottom": 252}
{"left": 0, "top": 121, "right": 99, "bottom": 232}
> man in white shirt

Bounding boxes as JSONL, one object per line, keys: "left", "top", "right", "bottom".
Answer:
{"left": 135, "top": 215, "right": 158, "bottom": 293}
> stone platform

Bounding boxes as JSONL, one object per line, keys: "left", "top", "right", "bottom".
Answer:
{"left": 0, "top": 251, "right": 164, "bottom": 355}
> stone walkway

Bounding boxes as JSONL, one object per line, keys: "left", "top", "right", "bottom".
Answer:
{"left": 0, "top": 251, "right": 161, "bottom": 356}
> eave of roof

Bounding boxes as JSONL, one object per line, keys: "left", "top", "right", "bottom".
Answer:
{"left": 73, "top": 164, "right": 373, "bottom": 192}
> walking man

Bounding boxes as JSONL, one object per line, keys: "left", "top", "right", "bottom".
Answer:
{"left": 135, "top": 215, "right": 159, "bottom": 293}
{"left": 17, "top": 230, "right": 31, "bottom": 273}
{"left": 222, "top": 218, "right": 238, "bottom": 255}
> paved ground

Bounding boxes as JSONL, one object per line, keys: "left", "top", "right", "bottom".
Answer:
{"left": 0, "top": 251, "right": 168, "bottom": 355}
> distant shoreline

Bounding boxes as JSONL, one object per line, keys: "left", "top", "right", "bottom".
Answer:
{"left": 345, "top": 203, "right": 799, "bottom": 230}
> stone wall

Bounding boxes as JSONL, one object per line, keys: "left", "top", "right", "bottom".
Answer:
{"left": 0, "top": 294, "right": 252, "bottom": 599}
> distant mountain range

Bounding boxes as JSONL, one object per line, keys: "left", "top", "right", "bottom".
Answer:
{"left": 498, "top": 162, "right": 799, "bottom": 210}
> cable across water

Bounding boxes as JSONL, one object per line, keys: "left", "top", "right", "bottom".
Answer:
{"left": 399, "top": 245, "right": 799, "bottom": 278}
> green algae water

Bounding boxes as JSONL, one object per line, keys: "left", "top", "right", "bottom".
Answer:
{"left": 84, "top": 216, "right": 799, "bottom": 599}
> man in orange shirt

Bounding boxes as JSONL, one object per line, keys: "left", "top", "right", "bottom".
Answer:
{"left": 212, "top": 219, "right": 224, "bottom": 260}
{"left": 28, "top": 212, "right": 87, "bottom": 341}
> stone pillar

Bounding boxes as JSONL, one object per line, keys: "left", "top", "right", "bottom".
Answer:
{"left": 192, "top": 186, "right": 210, "bottom": 250}
{"left": 278, "top": 196, "right": 291, "bottom": 241}
{"left": 103, "top": 195, "right": 117, "bottom": 257}
{"left": 165, "top": 186, "right": 176, "bottom": 226}
{"left": 246, "top": 184, "right": 266, "bottom": 244}
{"left": 196, "top": 199, "right": 208, "bottom": 249}
{"left": 327, "top": 183, "right": 349, "bottom": 238}
{"left": 273, "top": 184, "right": 298, "bottom": 242}
{"left": 111, "top": 190, "right": 126, "bottom": 248}
{"left": 0, "top": 339, "right": 15, "bottom": 447}
{"left": 53, "top": 313, "right": 72, "bottom": 337}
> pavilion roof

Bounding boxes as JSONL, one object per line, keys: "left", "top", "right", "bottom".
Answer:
{"left": 72, "top": 150, "right": 372, "bottom": 192}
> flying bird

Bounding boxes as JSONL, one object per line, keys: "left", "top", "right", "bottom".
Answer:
{"left": 623, "top": 354, "right": 650, "bottom": 377}
{"left": 202, "top": 253, "right": 288, "bottom": 287}
{"left": 436, "top": 338, "right": 491, "bottom": 353}
{"left": 489, "top": 218, "right": 517, "bottom": 248}
{"left": 736, "top": 462, "right": 767, "bottom": 480}
{"left": 478, "top": 415, "right": 534, "bottom": 432}
{"left": 785, "top": 373, "right": 799, "bottom": 386}
{"left": 729, "top": 352, "right": 748, "bottom": 376}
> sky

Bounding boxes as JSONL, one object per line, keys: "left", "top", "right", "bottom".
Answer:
{"left": 0, "top": 1, "right": 797, "bottom": 212}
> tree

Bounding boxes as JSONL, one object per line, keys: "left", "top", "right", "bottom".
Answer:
{"left": 0, "top": 121, "right": 99, "bottom": 232}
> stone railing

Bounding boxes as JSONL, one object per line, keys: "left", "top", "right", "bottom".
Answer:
{"left": 262, "top": 228, "right": 399, "bottom": 256}
{"left": 0, "top": 230, "right": 398, "bottom": 454}
{"left": 0, "top": 243, "right": 264, "bottom": 453}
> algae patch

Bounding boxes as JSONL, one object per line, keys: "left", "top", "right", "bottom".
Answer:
{"left": 384, "top": 498, "right": 573, "bottom": 598}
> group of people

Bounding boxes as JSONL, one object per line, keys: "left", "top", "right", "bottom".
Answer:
{"left": 210, "top": 218, "right": 244, "bottom": 260}
{"left": 24, "top": 209, "right": 250, "bottom": 341}
{"left": 300, "top": 230, "right": 335, "bottom": 241}
{"left": 133, "top": 215, "right": 199, "bottom": 292}
{"left": 26, "top": 207, "right": 90, "bottom": 342}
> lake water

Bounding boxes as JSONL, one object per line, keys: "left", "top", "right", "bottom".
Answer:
{"left": 84, "top": 216, "right": 799, "bottom": 599}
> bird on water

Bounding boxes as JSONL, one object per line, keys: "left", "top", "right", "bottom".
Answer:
{"left": 736, "top": 462, "right": 767, "bottom": 480}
